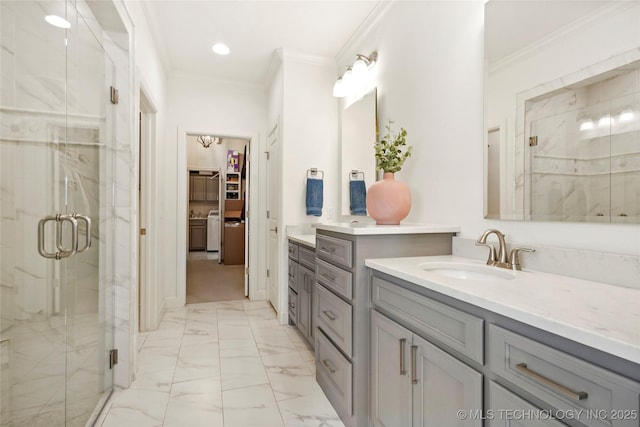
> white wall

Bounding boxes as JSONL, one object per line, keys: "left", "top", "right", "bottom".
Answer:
{"left": 163, "top": 73, "right": 267, "bottom": 306}
{"left": 337, "top": 1, "right": 639, "bottom": 257}
{"left": 121, "top": 1, "right": 167, "bottom": 382}
{"left": 281, "top": 52, "right": 340, "bottom": 226}
{"left": 268, "top": 52, "right": 339, "bottom": 320}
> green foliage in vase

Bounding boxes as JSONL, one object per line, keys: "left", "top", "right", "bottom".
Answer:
{"left": 374, "top": 120, "right": 413, "bottom": 173}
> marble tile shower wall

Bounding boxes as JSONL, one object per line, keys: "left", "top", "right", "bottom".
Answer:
{"left": 525, "top": 67, "right": 640, "bottom": 223}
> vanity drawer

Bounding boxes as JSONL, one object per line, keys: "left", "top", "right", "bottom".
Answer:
{"left": 316, "top": 234, "right": 353, "bottom": 269}
{"left": 287, "top": 241, "right": 298, "bottom": 261}
{"left": 488, "top": 381, "right": 564, "bottom": 427}
{"left": 489, "top": 325, "right": 640, "bottom": 427}
{"left": 288, "top": 287, "right": 297, "bottom": 324}
{"left": 288, "top": 259, "right": 298, "bottom": 292}
{"left": 316, "top": 258, "right": 353, "bottom": 301}
{"left": 371, "top": 276, "right": 483, "bottom": 364}
{"left": 316, "top": 283, "right": 353, "bottom": 357}
{"left": 315, "top": 329, "right": 353, "bottom": 421}
{"left": 298, "top": 245, "right": 316, "bottom": 270}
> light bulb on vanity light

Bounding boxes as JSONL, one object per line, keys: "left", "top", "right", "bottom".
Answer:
{"left": 342, "top": 67, "right": 354, "bottom": 88}
{"left": 352, "top": 57, "right": 368, "bottom": 80}
{"left": 332, "top": 77, "right": 347, "bottom": 98}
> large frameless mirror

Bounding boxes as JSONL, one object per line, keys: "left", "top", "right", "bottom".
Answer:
{"left": 484, "top": 0, "right": 640, "bottom": 223}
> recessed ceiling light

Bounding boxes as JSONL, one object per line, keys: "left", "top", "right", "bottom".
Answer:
{"left": 212, "top": 43, "right": 230, "bottom": 55}
{"left": 45, "top": 15, "right": 71, "bottom": 29}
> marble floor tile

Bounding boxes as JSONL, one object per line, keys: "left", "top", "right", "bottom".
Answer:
{"left": 219, "top": 339, "right": 261, "bottom": 358}
{"left": 100, "top": 299, "right": 342, "bottom": 427}
{"left": 243, "top": 300, "right": 273, "bottom": 311}
{"left": 101, "top": 388, "right": 169, "bottom": 427}
{"left": 277, "top": 391, "right": 343, "bottom": 427}
{"left": 173, "top": 342, "right": 220, "bottom": 383}
{"left": 220, "top": 355, "right": 269, "bottom": 391}
{"left": 163, "top": 377, "right": 224, "bottom": 427}
{"left": 222, "top": 383, "right": 283, "bottom": 427}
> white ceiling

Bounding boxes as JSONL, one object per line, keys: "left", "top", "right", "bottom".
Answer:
{"left": 484, "top": 0, "right": 613, "bottom": 64}
{"left": 138, "top": 0, "right": 382, "bottom": 86}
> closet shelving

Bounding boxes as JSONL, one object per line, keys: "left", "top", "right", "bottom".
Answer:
{"left": 225, "top": 172, "right": 240, "bottom": 199}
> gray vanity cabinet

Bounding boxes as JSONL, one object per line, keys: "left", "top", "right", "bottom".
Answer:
{"left": 296, "top": 263, "right": 314, "bottom": 343}
{"left": 314, "top": 228, "right": 455, "bottom": 427}
{"left": 370, "top": 310, "right": 414, "bottom": 427}
{"left": 371, "top": 308, "right": 482, "bottom": 427}
{"left": 488, "top": 382, "right": 564, "bottom": 427}
{"left": 287, "top": 239, "right": 315, "bottom": 348}
{"left": 369, "top": 268, "right": 640, "bottom": 427}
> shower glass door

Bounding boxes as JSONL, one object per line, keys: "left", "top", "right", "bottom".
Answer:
{"left": 0, "top": 1, "right": 116, "bottom": 425}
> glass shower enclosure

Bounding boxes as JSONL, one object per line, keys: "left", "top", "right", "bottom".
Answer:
{"left": 1, "top": 0, "right": 117, "bottom": 425}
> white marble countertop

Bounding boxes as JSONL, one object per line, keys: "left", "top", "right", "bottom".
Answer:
{"left": 288, "top": 234, "right": 316, "bottom": 248}
{"left": 365, "top": 255, "right": 640, "bottom": 365}
{"left": 314, "top": 222, "right": 460, "bottom": 236}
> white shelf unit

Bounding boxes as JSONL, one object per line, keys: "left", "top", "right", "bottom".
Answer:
{"left": 225, "top": 172, "right": 241, "bottom": 200}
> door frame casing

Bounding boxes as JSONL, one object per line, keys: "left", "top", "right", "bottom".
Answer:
{"left": 137, "top": 79, "right": 162, "bottom": 333}
{"left": 174, "top": 126, "right": 266, "bottom": 308}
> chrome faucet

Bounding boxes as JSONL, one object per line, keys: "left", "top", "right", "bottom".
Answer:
{"left": 475, "top": 229, "right": 535, "bottom": 271}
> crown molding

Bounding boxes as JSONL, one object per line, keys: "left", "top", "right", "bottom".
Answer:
{"left": 139, "top": 1, "right": 172, "bottom": 75}
{"left": 280, "top": 49, "right": 336, "bottom": 67}
{"left": 489, "top": 1, "right": 637, "bottom": 74}
{"left": 335, "top": 0, "right": 393, "bottom": 68}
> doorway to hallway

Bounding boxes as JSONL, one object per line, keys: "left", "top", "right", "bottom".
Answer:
{"left": 186, "top": 252, "right": 245, "bottom": 303}
{"left": 185, "top": 135, "right": 250, "bottom": 304}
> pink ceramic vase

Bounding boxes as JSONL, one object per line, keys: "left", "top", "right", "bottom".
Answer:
{"left": 366, "top": 172, "right": 411, "bottom": 225}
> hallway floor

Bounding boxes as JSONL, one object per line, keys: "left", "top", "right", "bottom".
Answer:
{"left": 97, "top": 300, "right": 343, "bottom": 427}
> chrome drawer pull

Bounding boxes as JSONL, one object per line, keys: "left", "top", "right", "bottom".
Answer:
{"left": 410, "top": 345, "right": 418, "bottom": 384}
{"left": 322, "top": 359, "right": 336, "bottom": 374}
{"left": 322, "top": 310, "right": 337, "bottom": 321}
{"left": 321, "top": 245, "right": 336, "bottom": 254}
{"left": 515, "top": 363, "right": 588, "bottom": 401}
{"left": 399, "top": 338, "right": 407, "bottom": 375}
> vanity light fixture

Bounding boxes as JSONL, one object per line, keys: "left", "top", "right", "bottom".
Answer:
{"left": 197, "top": 135, "right": 221, "bottom": 148}
{"left": 45, "top": 15, "right": 71, "bottom": 29}
{"left": 212, "top": 43, "right": 230, "bottom": 55}
{"left": 333, "top": 51, "right": 378, "bottom": 98}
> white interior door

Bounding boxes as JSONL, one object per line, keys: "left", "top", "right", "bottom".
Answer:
{"left": 266, "top": 123, "right": 280, "bottom": 310}
{"left": 244, "top": 142, "right": 250, "bottom": 296}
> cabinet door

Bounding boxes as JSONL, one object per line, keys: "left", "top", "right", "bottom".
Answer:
{"left": 190, "top": 176, "right": 207, "bottom": 201}
{"left": 371, "top": 311, "right": 413, "bottom": 427}
{"left": 412, "top": 334, "right": 483, "bottom": 427}
{"left": 189, "top": 225, "right": 207, "bottom": 250}
{"left": 205, "top": 177, "right": 218, "bottom": 201}
{"left": 297, "top": 264, "right": 313, "bottom": 339}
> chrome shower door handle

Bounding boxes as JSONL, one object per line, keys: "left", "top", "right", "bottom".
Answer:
{"left": 56, "top": 214, "right": 78, "bottom": 259}
{"left": 38, "top": 214, "right": 78, "bottom": 259}
{"left": 73, "top": 213, "right": 92, "bottom": 253}
{"left": 38, "top": 215, "right": 59, "bottom": 259}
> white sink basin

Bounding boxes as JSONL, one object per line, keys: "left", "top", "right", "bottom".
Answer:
{"left": 419, "top": 262, "right": 516, "bottom": 281}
